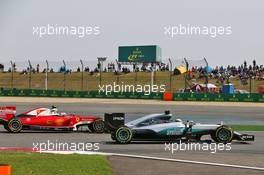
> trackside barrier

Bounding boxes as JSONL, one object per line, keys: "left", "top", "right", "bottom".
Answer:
{"left": 172, "top": 93, "right": 264, "bottom": 102}
{"left": 164, "top": 91, "right": 173, "bottom": 101}
{"left": 0, "top": 89, "right": 263, "bottom": 102}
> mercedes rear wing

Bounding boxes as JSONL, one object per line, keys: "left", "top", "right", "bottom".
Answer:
{"left": 104, "top": 113, "right": 125, "bottom": 132}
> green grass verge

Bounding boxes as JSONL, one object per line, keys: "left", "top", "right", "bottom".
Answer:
{"left": 0, "top": 151, "right": 112, "bottom": 175}
{"left": 231, "top": 125, "right": 264, "bottom": 131}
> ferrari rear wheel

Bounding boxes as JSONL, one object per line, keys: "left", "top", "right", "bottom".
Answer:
{"left": 115, "top": 126, "right": 133, "bottom": 144}
{"left": 92, "top": 119, "right": 105, "bottom": 133}
{"left": 7, "top": 118, "right": 23, "bottom": 133}
{"left": 213, "top": 126, "right": 233, "bottom": 143}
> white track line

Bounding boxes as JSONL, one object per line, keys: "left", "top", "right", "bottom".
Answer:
{"left": 1, "top": 147, "right": 263, "bottom": 171}
{"left": 41, "top": 150, "right": 264, "bottom": 171}
{"left": 110, "top": 153, "right": 264, "bottom": 171}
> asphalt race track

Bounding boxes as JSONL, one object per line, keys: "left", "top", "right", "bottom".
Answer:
{"left": 0, "top": 100, "right": 264, "bottom": 175}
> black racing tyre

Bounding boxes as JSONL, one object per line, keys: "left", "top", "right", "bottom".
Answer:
{"left": 111, "top": 132, "right": 116, "bottom": 140}
{"left": 115, "top": 126, "right": 133, "bottom": 144}
{"left": 212, "top": 126, "right": 233, "bottom": 143}
{"left": 7, "top": 118, "right": 23, "bottom": 133}
{"left": 210, "top": 133, "right": 217, "bottom": 142}
{"left": 88, "top": 124, "right": 95, "bottom": 132}
{"left": 194, "top": 134, "right": 202, "bottom": 141}
{"left": 4, "top": 123, "right": 11, "bottom": 132}
{"left": 92, "top": 119, "right": 105, "bottom": 133}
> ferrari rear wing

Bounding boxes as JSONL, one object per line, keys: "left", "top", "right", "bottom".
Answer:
{"left": 0, "top": 106, "right": 16, "bottom": 122}
{"left": 104, "top": 113, "right": 125, "bottom": 132}
{"left": 0, "top": 106, "right": 16, "bottom": 115}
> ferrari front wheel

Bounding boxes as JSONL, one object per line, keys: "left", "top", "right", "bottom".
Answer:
{"left": 7, "top": 118, "right": 23, "bottom": 133}
{"left": 115, "top": 126, "right": 133, "bottom": 144}
{"left": 92, "top": 119, "right": 105, "bottom": 133}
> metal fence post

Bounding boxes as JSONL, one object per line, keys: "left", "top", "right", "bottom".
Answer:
{"left": 204, "top": 57, "right": 209, "bottom": 92}
{"left": 28, "top": 60, "right": 32, "bottom": 89}
{"left": 154, "top": 63, "right": 156, "bottom": 84}
{"left": 100, "top": 62, "right": 102, "bottom": 86}
{"left": 184, "top": 58, "right": 189, "bottom": 90}
{"left": 45, "top": 60, "right": 49, "bottom": 90}
{"left": 80, "top": 59, "right": 84, "bottom": 91}
{"left": 168, "top": 58, "right": 172, "bottom": 91}
{"left": 249, "top": 75, "right": 252, "bottom": 93}
{"left": 63, "top": 60, "right": 66, "bottom": 91}
{"left": 115, "top": 59, "right": 120, "bottom": 85}
{"left": 97, "top": 57, "right": 107, "bottom": 87}
{"left": 134, "top": 63, "right": 138, "bottom": 86}
{"left": 10, "top": 61, "right": 14, "bottom": 89}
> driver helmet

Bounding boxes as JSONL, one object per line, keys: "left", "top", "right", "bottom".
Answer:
{"left": 51, "top": 105, "right": 58, "bottom": 114}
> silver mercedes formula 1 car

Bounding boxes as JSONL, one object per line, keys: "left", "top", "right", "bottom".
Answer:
{"left": 105, "top": 111, "right": 255, "bottom": 144}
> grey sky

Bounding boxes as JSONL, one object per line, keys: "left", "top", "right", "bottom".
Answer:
{"left": 0, "top": 0, "right": 263, "bottom": 68}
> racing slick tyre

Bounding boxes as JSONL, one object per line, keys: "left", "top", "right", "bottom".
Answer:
{"left": 212, "top": 125, "right": 233, "bottom": 143}
{"left": 7, "top": 118, "right": 23, "bottom": 133}
{"left": 3, "top": 123, "right": 11, "bottom": 132}
{"left": 92, "top": 119, "right": 105, "bottom": 133}
{"left": 111, "top": 132, "right": 116, "bottom": 140}
{"left": 115, "top": 126, "right": 133, "bottom": 144}
{"left": 193, "top": 134, "right": 202, "bottom": 142}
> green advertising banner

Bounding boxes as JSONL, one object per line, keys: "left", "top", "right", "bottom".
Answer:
{"left": 0, "top": 89, "right": 164, "bottom": 100}
{"left": 0, "top": 88, "right": 263, "bottom": 102}
{"left": 118, "top": 45, "right": 162, "bottom": 63}
{"left": 172, "top": 93, "right": 264, "bottom": 102}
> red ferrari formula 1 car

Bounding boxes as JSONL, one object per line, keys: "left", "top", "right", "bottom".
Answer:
{"left": 0, "top": 106, "right": 105, "bottom": 133}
